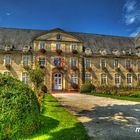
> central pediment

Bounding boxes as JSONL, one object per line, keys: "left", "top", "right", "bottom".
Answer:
{"left": 35, "top": 28, "right": 83, "bottom": 43}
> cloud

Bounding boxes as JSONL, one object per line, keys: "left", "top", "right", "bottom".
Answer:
{"left": 6, "top": 12, "right": 12, "bottom": 16}
{"left": 123, "top": 0, "right": 140, "bottom": 25}
{"left": 124, "top": 0, "right": 136, "bottom": 13}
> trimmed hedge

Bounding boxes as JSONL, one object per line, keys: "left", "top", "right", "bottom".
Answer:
{"left": 80, "top": 82, "right": 95, "bottom": 93}
{"left": 0, "top": 74, "right": 40, "bottom": 139}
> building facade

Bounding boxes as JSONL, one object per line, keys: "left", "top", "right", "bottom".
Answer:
{"left": 0, "top": 28, "right": 140, "bottom": 91}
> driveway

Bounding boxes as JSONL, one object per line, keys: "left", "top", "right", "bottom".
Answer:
{"left": 53, "top": 94, "right": 140, "bottom": 140}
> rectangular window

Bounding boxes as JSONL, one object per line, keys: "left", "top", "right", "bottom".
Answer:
{"left": 101, "top": 74, "right": 107, "bottom": 85}
{"left": 71, "top": 58, "right": 77, "bottom": 67}
{"left": 56, "top": 34, "right": 61, "bottom": 40}
{"left": 56, "top": 44, "right": 61, "bottom": 50}
{"left": 71, "top": 74, "right": 78, "bottom": 84}
{"left": 115, "top": 74, "right": 121, "bottom": 87}
{"left": 4, "top": 72, "right": 11, "bottom": 76}
{"left": 114, "top": 59, "right": 119, "bottom": 68}
{"left": 39, "top": 42, "right": 45, "bottom": 49}
{"left": 101, "top": 59, "right": 106, "bottom": 68}
{"left": 22, "top": 72, "right": 28, "bottom": 84}
{"left": 71, "top": 44, "right": 77, "bottom": 51}
{"left": 127, "top": 74, "right": 132, "bottom": 86}
{"left": 39, "top": 58, "right": 45, "bottom": 66}
{"left": 23, "top": 55, "right": 28, "bottom": 65}
{"left": 5, "top": 55, "right": 10, "bottom": 64}
{"left": 86, "top": 59, "right": 90, "bottom": 68}
{"left": 126, "top": 59, "right": 131, "bottom": 69}
{"left": 54, "top": 58, "right": 61, "bottom": 66}
{"left": 85, "top": 74, "right": 91, "bottom": 82}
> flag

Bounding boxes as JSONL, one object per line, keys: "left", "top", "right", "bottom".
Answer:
{"left": 61, "top": 58, "right": 65, "bottom": 66}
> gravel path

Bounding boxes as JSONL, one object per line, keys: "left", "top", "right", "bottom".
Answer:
{"left": 53, "top": 94, "right": 140, "bottom": 140}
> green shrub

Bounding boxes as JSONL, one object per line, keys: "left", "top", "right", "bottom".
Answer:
{"left": 41, "top": 85, "right": 48, "bottom": 93}
{"left": 80, "top": 82, "right": 95, "bottom": 93}
{"left": 0, "top": 74, "right": 40, "bottom": 140}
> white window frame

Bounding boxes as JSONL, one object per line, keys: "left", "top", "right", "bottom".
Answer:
{"left": 23, "top": 55, "right": 28, "bottom": 65}
{"left": 56, "top": 34, "right": 61, "bottom": 40}
{"left": 85, "top": 58, "right": 91, "bottom": 68}
{"left": 114, "top": 59, "right": 119, "bottom": 68}
{"left": 71, "top": 74, "right": 78, "bottom": 84}
{"left": 115, "top": 74, "right": 121, "bottom": 87}
{"left": 56, "top": 44, "right": 61, "bottom": 50}
{"left": 71, "top": 58, "right": 77, "bottom": 67}
{"left": 100, "top": 59, "right": 106, "bottom": 68}
{"left": 22, "top": 72, "right": 28, "bottom": 84}
{"left": 127, "top": 74, "right": 132, "bottom": 87}
{"left": 39, "top": 57, "right": 46, "bottom": 66}
{"left": 71, "top": 44, "right": 77, "bottom": 51}
{"left": 39, "top": 42, "right": 45, "bottom": 49}
{"left": 5, "top": 55, "right": 10, "bottom": 65}
{"left": 101, "top": 74, "right": 107, "bottom": 85}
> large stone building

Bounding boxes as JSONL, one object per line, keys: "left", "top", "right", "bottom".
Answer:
{"left": 0, "top": 27, "right": 140, "bottom": 91}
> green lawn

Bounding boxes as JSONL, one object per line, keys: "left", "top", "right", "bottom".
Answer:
{"left": 92, "top": 93, "right": 140, "bottom": 102}
{"left": 23, "top": 94, "right": 89, "bottom": 140}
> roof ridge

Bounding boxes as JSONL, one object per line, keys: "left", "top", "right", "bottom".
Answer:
{"left": 70, "top": 31, "right": 134, "bottom": 39}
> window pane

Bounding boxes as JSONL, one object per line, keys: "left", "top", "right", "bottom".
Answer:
{"left": 56, "top": 44, "right": 61, "bottom": 50}
{"left": 114, "top": 59, "right": 119, "bottom": 68}
{"left": 71, "top": 44, "right": 77, "bottom": 51}
{"left": 86, "top": 59, "right": 90, "bottom": 68}
{"left": 39, "top": 58, "right": 45, "bottom": 66}
{"left": 126, "top": 60, "right": 131, "bottom": 68}
{"left": 39, "top": 42, "right": 45, "bottom": 49}
{"left": 23, "top": 55, "right": 28, "bottom": 65}
{"left": 71, "top": 74, "right": 77, "bottom": 84}
{"left": 71, "top": 58, "right": 76, "bottom": 67}
{"left": 101, "top": 59, "right": 106, "bottom": 68}
{"left": 101, "top": 74, "right": 107, "bottom": 85}
{"left": 6, "top": 55, "right": 10, "bottom": 64}
{"left": 22, "top": 73, "right": 28, "bottom": 84}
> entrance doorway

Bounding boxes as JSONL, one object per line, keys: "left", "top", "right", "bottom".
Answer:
{"left": 53, "top": 73, "right": 62, "bottom": 90}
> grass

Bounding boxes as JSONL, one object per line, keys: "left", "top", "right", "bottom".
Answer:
{"left": 23, "top": 94, "right": 89, "bottom": 140}
{"left": 92, "top": 92, "right": 140, "bottom": 102}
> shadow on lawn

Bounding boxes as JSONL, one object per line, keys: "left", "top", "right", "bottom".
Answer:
{"left": 64, "top": 103, "right": 140, "bottom": 140}
{"left": 24, "top": 115, "right": 89, "bottom": 140}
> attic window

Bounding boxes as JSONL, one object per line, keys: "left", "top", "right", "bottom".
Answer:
{"left": 56, "top": 34, "right": 61, "bottom": 40}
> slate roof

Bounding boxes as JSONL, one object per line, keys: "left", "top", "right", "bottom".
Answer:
{"left": 0, "top": 27, "right": 136, "bottom": 54}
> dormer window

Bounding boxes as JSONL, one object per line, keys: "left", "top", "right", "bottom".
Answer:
{"left": 85, "top": 48, "right": 92, "bottom": 55}
{"left": 39, "top": 42, "right": 45, "bottom": 49}
{"left": 56, "top": 34, "right": 61, "bottom": 40}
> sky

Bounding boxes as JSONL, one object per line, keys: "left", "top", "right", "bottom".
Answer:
{"left": 0, "top": 0, "right": 140, "bottom": 37}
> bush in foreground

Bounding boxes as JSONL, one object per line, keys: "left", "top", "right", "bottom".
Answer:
{"left": 80, "top": 81, "right": 95, "bottom": 93}
{"left": 0, "top": 74, "right": 40, "bottom": 140}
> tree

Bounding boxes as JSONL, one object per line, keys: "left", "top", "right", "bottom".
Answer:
{"left": 0, "top": 74, "right": 40, "bottom": 139}
{"left": 29, "top": 65, "right": 45, "bottom": 92}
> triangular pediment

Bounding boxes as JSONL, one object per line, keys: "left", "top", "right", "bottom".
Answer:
{"left": 35, "top": 28, "right": 82, "bottom": 42}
